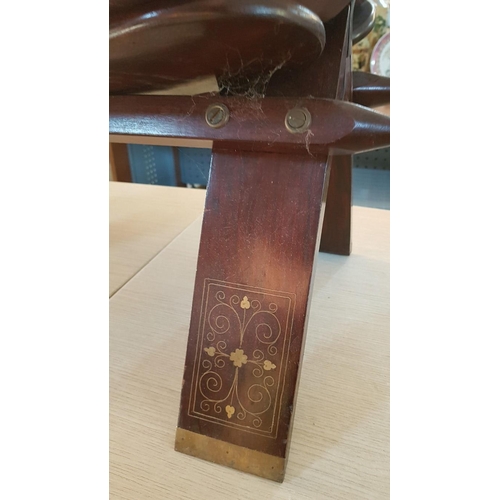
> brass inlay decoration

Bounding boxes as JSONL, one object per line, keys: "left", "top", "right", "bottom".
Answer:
{"left": 175, "top": 427, "right": 286, "bottom": 482}
{"left": 188, "top": 279, "right": 295, "bottom": 438}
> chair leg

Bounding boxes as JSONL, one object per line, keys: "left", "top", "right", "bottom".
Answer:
{"left": 320, "top": 154, "right": 352, "bottom": 255}
{"left": 175, "top": 146, "right": 331, "bottom": 481}
{"left": 264, "top": 3, "right": 354, "bottom": 257}
{"left": 109, "top": 143, "right": 131, "bottom": 182}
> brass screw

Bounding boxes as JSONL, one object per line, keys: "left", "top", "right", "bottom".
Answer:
{"left": 285, "top": 107, "right": 311, "bottom": 133}
{"left": 205, "top": 103, "right": 229, "bottom": 128}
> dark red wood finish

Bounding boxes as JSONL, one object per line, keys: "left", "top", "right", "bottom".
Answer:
{"left": 352, "top": 72, "right": 391, "bottom": 108}
{"left": 266, "top": 3, "right": 356, "bottom": 255}
{"left": 320, "top": 3, "right": 354, "bottom": 255}
{"left": 110, "top": 0, "right": 351, "bottom": 23}
{"left": 109, "top": 0, "right": 390, "bottom": 480}
{"left": 352, "top": 0, "right": 375, "bottom": 44}
{"left": 266, "top": 4, "right": 351, "bottom": 99}
{"left": 177, "top": 146, "right": 330, "bottom": 461}
{"left": 319, "top": 154, "right": 352, "bottom": 254}
{"left": 109, "top": 95, "right": 389, "bottom": 155}
{"left": 110, "top": 0, "right": 327, "bottom": 94}
{"left": 109, "top": 143, "right": 131, "bottom": 182}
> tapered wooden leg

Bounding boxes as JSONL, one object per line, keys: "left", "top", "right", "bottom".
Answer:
{"left": 263, "top": 1, "right": 355, "bottom": 258}
{"left": 109, "top": 143, "right": 131, "bottom": 182}
{"left": 320, "top": 154, "right": 352, "bottom": 255}
{"left": 175, "top": 146, "right": 330, "bottom": 481}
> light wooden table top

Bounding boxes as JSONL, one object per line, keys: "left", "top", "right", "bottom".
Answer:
{"left": 110, "top": 182, "right": 389, "bottom": 499}
{"left": 109, "top": 182, "right": 206, "bottom": 296}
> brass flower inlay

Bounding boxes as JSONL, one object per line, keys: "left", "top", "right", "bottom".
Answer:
{"left": 230, "top": 348, "right": 248, "bottom": 367}
{"left": 192, "top": 283, "right": 293, "bottom": 434}
{"left": 263, "top": 360, "right": 276, "bottom": 371}
{"left": 225, "top": 405, "right": 235, "bottom": 419}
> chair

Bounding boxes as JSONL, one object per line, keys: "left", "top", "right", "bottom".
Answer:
{"left": 109, "top": 0, "right": 390, "bottom": 481}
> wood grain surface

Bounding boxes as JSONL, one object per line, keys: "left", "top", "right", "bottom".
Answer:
{"left": 109, "top": 95, "right": 390, "bottom": 156}
{"left": 175, "top": 148, "right": 330, "bottom": 479}
{"left": 352, "top": 72, "right": 390, "bottom": 108}
{"left": 109, "top": 144, "right": 132, "bottom": 183}
{"left": 267, "top": 3, "right": 356, "bottom": 256}
{"left": 320, "top": 154, "right": 353, "bottom": 255}
{"left": 110, "top": 184, "right": 389, "bottom": 498}
{"left": 109, "top": 182, "right": 206, "bottom": 296}
{"left": 110, "top": 0, "right": 326, "bottom": 94}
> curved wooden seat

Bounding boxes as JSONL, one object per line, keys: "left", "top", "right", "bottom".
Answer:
{"left": 353, "top": 0, "right": 376, "bottom": 44}
{"left": 110, "top": 0, "right": 350, "bottom": 22}
{"left": 109, "top": 0, "right": 362, "bottom": 94}
{"left": 110, "top": 1, "right": 380, "bottom": 95}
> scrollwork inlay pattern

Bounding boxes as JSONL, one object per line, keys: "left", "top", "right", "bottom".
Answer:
{"left": 188, "top": 279, "right": 295, "bottom": 437}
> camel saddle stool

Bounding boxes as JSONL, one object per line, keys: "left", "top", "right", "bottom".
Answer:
{"left": 109, "top": 0, "right": 390, "bottom": 482}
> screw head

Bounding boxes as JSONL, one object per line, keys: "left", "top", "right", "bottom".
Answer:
{"left": 285, "top": 107, "right": 311, "bottom": 133}
{"left": 205, "top": 103, "right": 229, "bottom": 128}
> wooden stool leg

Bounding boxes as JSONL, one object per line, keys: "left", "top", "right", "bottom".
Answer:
{"left": 175, "top": 146, "right": 331, "bottom": 481}
{"left": 320, "top": 154, "right": 352, "bottom": 255}
{"left": 109, "top": 143, "right": 131, "bottom": 182}
{"left": 265, "top": 4, "right": 354, "bottom": 257}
